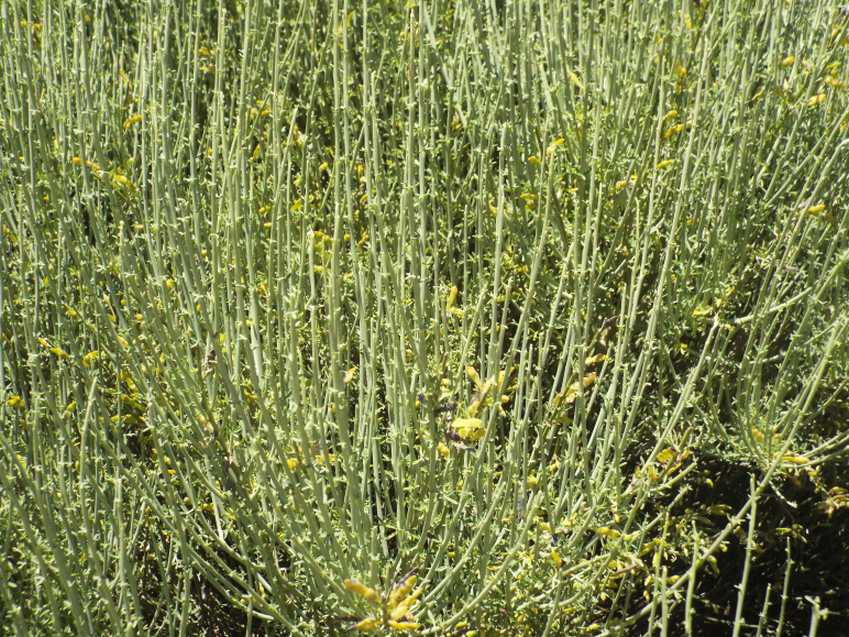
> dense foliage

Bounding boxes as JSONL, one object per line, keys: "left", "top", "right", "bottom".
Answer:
{"left": 1, "top": 1, "right": 848, "bottom": 635}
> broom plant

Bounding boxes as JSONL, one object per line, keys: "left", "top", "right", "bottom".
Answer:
{"left": 1, "top": 1, "right": 848, "bottom": 634}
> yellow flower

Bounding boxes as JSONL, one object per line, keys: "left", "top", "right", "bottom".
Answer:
{"left": 81, "top": 350, "right": 99, "bottom": 367}
{"left": 546, "top": 136, "right": 566, "bottom": 156}
{"left": 656, "top": 159, "right": 674, "bottom": 170}
{"left": 123, "top": 114, "right": 143, "bottom": 130}
{"left": 49, "top": 345, "right": 70, "bottom": 359}
{"left": 6, "top": 395, "right": 24, "bottom": 409}
{"left": 662, "top": 123, "right": 685, "bottom": 140}
{"left": 519, "top": 192, "right": 536, "bottom": 209}
{"left": 437, "top": 442, "right": 450, "bottom": 458}
{"left": 343, "top": 579, "right": 381, "bottom": 605}
{"left": 554, "top": 372, "right": 598, "bottom": 406}
{"left": 807, "top": 93, "right": 826, "bottom": 108}
{"left": 465, "top": 366, "right": 484, "bottom": 391}
{"left": 389, "top": 588, "right": 421, "bottom": 621}
{"left": 353, "top": 617, "right": 380, "bottom": 631}
{"left": 692, "top": 303, "right": 712, "bottom": 318}
{"left": 781, "top": 54, "right": 796, "bottom": 67}
{"left": 314, "top": 452, "right": 336, "bottom": 465}
{"left": 673, "top": 64, "right": 688, "bottom": 79}
{"left": 20, "top": 20, "right": 43, "bottom": 33}
{"left": 445, "top": 285, "right": 459, "bottom": 312}
{"left": 286, "top": 457, "right": 300, "bottom": 471}
{"left": 567, "top": 70, "right": 585, "bottom": 91}
{"left": 451, "top": 417, "right": 485, "bottom": 443}
{"left": 111, "top": 172, "right": 134, "bottom": 191}
{"left": 388, "top": 576, "right": 417, "bottom": 612}
{"left": 551, "top": 549, "right": 562, "bottom": 568}
{"left": 388, "top": 620, "right": 420, "bottom": 631}
{"left": 614, "top": 174, "right": 637, "bottom": 192}
{"left": 584, "top": 353, "right": 608, "bottom": 366}
{"left": 806, "top": 202, "right": 826, "bottom": 215}
{"left": 656, "top": 447, "right": 676, "bottom": 464}
{"left": 447, "top": 307, "right": 464, "bottom": 319}
{"left": 526, "top": 474, "right": 539, "bottom": 489}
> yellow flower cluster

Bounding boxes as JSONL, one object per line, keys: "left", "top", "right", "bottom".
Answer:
{"left": 615, "top": 174, "right": 637, "bottom": 192}
{"left": 451, "top": 417, "right": 485, "bottom": 443}
{"left": 71, "top": 156, "right": 102, "bottom": 176}
{"left": 445, "top": 285, "right": 464, "bottom": 319}
{"left": 806, "top": 202, "right": 827, "bottom": 216}
{"left": 552, "top": 371, "right": 597, "bottom": 407}
{"left": 37, "top": 337, "right": 69, "bottom": 359}
{"left": 81, "top": 350, "right": 99, "bottom": 367}
{"left": 343, "top": 575, "right": 422, "bottom": 632}
{"left": 71, "top": 156, "right": 136, "bottom": 192}
{"left": 123, "top": 113, "right": 143, "bottom": 130}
